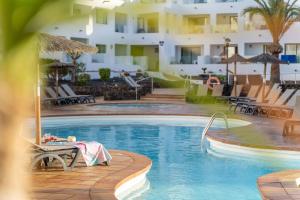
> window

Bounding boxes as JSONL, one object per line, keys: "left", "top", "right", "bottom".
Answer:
{"left": 115, "top": 44, "right": 127, "bottom": 56}
{"left": 285, "top": 44, "right": 299, "bottom": 55}
{"left": 96, "top": 44, "right": 106, "bottom": 54}
{"left": 70, "top": 37, "right": 88, "bottom": 44}
{"left": 180, "top": 47, "right": 201, "bottom": 64}
{"left": 96, "top": 9, "right": 108, "bottom": 24}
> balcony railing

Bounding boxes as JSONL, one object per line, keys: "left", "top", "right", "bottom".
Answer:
{"left": 215, "top": 0, "right": 242, "bottom": 2}
{"left": 181, "top": 25, "right": 209, "bottom": 34}
{"left": 212, "top": 24, "right": 238, "bottom": 33}
{"left": 115, "top": 24, "right": 127, "bottom": 33}
{"left": 244, "top": 23, "right": 268, "bottom": 31}
{"left": 91, "top": 53, "right": 105, "bottom": 63}
{"left": 182, "top": 0, "right": 207, "bottom": 4}
{"left": 136, "top": 27, "right": 159, "bottom": 33}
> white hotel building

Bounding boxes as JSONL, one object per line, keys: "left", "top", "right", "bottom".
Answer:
{"left": 43, "top": 0, "right": 300, "bottom": 81}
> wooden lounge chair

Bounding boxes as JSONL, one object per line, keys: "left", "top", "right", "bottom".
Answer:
{"left": 30, "top": 141, "right": 81, "bottom": 171}
{"left": 244, "top": 88, "right": 293, "bottom": 116}
{"left": 211, "top": 84, "right": 224, "bottom": 97}
{"left": 267, "top": 90, "right": 300, "bottom": 118}
{"left": 62, "top": 84, "right": 96, "bottom": 103}
{"left": 231, "top": 84, "right": 281, "bottom": 113}
{"left": 283, "top": 96, "right": 300, "bottom": 136}
{"left": 230, "top": 85, "right": 261, "bottom": 112}
{"left": 217, "top": 84, "right": 244, "bottom": 102}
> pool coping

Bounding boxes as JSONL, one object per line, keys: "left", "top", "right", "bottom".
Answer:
{"left": 206, "top": 127, "right": 300, "bottom": 152}
{"left": 257, "top": 170, "right": 300, "bottom": 200}
{"left": 90, "top": 150, "right": 152, "bottom": 200}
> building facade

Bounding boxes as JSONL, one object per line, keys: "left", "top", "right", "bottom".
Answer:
{"left": 43, "top": 0, "right": 300, "bottom": 81}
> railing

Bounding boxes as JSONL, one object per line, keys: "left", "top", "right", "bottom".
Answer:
{"left": 212, "top": 24, "right": 238, "bottom": 33}
{"left": 182, "top": 0, "right": 207, "bottom": 4}
{"left": 200, "top": 112, "right": 229, "bottom": 152}
{"left": 244, "top": 23, "right": 268, "bottom": 31}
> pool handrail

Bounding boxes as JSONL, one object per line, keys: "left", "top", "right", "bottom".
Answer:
{"left": 201, "top": 112, "right": 229, "bottom": 152}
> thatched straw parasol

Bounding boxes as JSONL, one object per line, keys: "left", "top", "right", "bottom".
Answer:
{"left": 42, "top": 61, "right": 75, "bottom": 97}
{"left": 222, "top": 54, "right": 248, "bottom": 96}
{"left": 248, "top": 53, "right": 284, "bottom": 101}
{"left": 39, "top": 33, "right": 97, "bottom": 53}
{"left": 34, "top": 33, "right": 97, "bottom": 145}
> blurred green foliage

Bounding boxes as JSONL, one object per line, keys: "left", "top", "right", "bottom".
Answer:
{"left": 99, "top": 68, "right": 111, "bottom": 81}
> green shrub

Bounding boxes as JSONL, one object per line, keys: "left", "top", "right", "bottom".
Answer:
{"left": 77, "top": 73, "right": 90, "bottom": 86}
{"left": 98, "top": 68, "right": 111, "bottom": 81}
{"left": 153, "top": 78, "right": 185, "bottom": 88}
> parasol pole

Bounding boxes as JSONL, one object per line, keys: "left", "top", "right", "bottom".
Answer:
{"left": 262, "top": 63, "right": 267, "bottom": 102}
{"left": 35, "top": 63, "right": 42, "bottom": 145}
{"left": 234, "top": 54, "right": 237, "bottom": 96}
{"left": 56, "top": 67, "right": 59, "bottom": 97}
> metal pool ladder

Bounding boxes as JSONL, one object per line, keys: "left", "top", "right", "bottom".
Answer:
{"left": 201, "top": 112, "right": 229, "bottom": 152}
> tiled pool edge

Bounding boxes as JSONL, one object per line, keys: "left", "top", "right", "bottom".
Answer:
{"left": 257, "top": 170, "right": 300, "bottom": 200}
{"left": 90, "top": 150, "right": 152, "bottom": 200}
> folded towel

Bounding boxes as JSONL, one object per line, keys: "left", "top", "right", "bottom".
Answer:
{"left": 75, "top": 141, "right": 112, "bottom": 166}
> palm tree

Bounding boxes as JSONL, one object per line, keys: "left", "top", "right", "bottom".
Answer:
{"left": 243, "top": 0, "right": 300, "bottom": 83}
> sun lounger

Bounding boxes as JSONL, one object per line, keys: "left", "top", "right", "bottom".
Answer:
{"left": 123, "top": 76, "right": 141, "bottom": 88}
{"left": 45, "top": 87, "right": 68, "bottom": 105}
{"left": 217, "top": 85, "right": 243, "bottom": 102}
{"left": 243, "top": 88, "right": 293, "bottom": 116}
{"left": 58, "top": 87, "right": 81, "bottom": 104}
{"left": 283, "top": 96, "right": 300, "bottom": 136}
{"left": 267, "top": 90, "right": 300, "bottom": 118}
{"left": 230, "top": 85, "right": 261, "bottom": 112}
{"left": 231, "top": 84, "right": 281, "bottom": 113}
{"left": 61, "top": 84, "right": 96, "bottom": 103}
{"left": 30, "top": 141, "right": 81, "bottom": 171}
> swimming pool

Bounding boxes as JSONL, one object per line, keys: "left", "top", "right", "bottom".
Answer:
{"left": 41, "top": 115, "right": 300, "bottom": 200}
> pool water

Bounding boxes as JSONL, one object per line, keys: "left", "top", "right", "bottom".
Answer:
{"left": 41, "top": 116, "right": 297, "bottom": 200}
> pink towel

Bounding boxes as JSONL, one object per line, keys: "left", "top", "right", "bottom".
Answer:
{"left": 75, "top": 141, "right": 112, "bottom": 166}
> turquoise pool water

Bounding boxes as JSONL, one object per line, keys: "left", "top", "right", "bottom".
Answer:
{"left": 41, "top": 116, "right": 298, "bottom": 200}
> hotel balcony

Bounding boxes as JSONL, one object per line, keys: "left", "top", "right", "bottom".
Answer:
{"left": 182, "top": 0, "right": 207, "bottom": 4}
{"left": 181, "top": 15, "right": 210, "bottom": 34}
{"left": 212, "top": 24, "right": 238, "bottom": 33}
{"left": 115, "top": 56, "right": 148, "bottom": 70}
{"left": 244, "top": 23, "right": 268, "bottom": 31}
{"left": 215, "top": 0, "right": 243, "bottom": 2}
{"left": 136, "top": 13, "right": 159, "bottom": 33}
{"left": 138, "top": 0, "right": 166, "bottom": 3}
{"left": 91, "top": 53, "right": 105, "bottom": 63}
{"left": 115, "top": 13, "right": 128, "bottom": 33}
{"left": 181, "top": 25, "right": 210, "bottom": 34}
